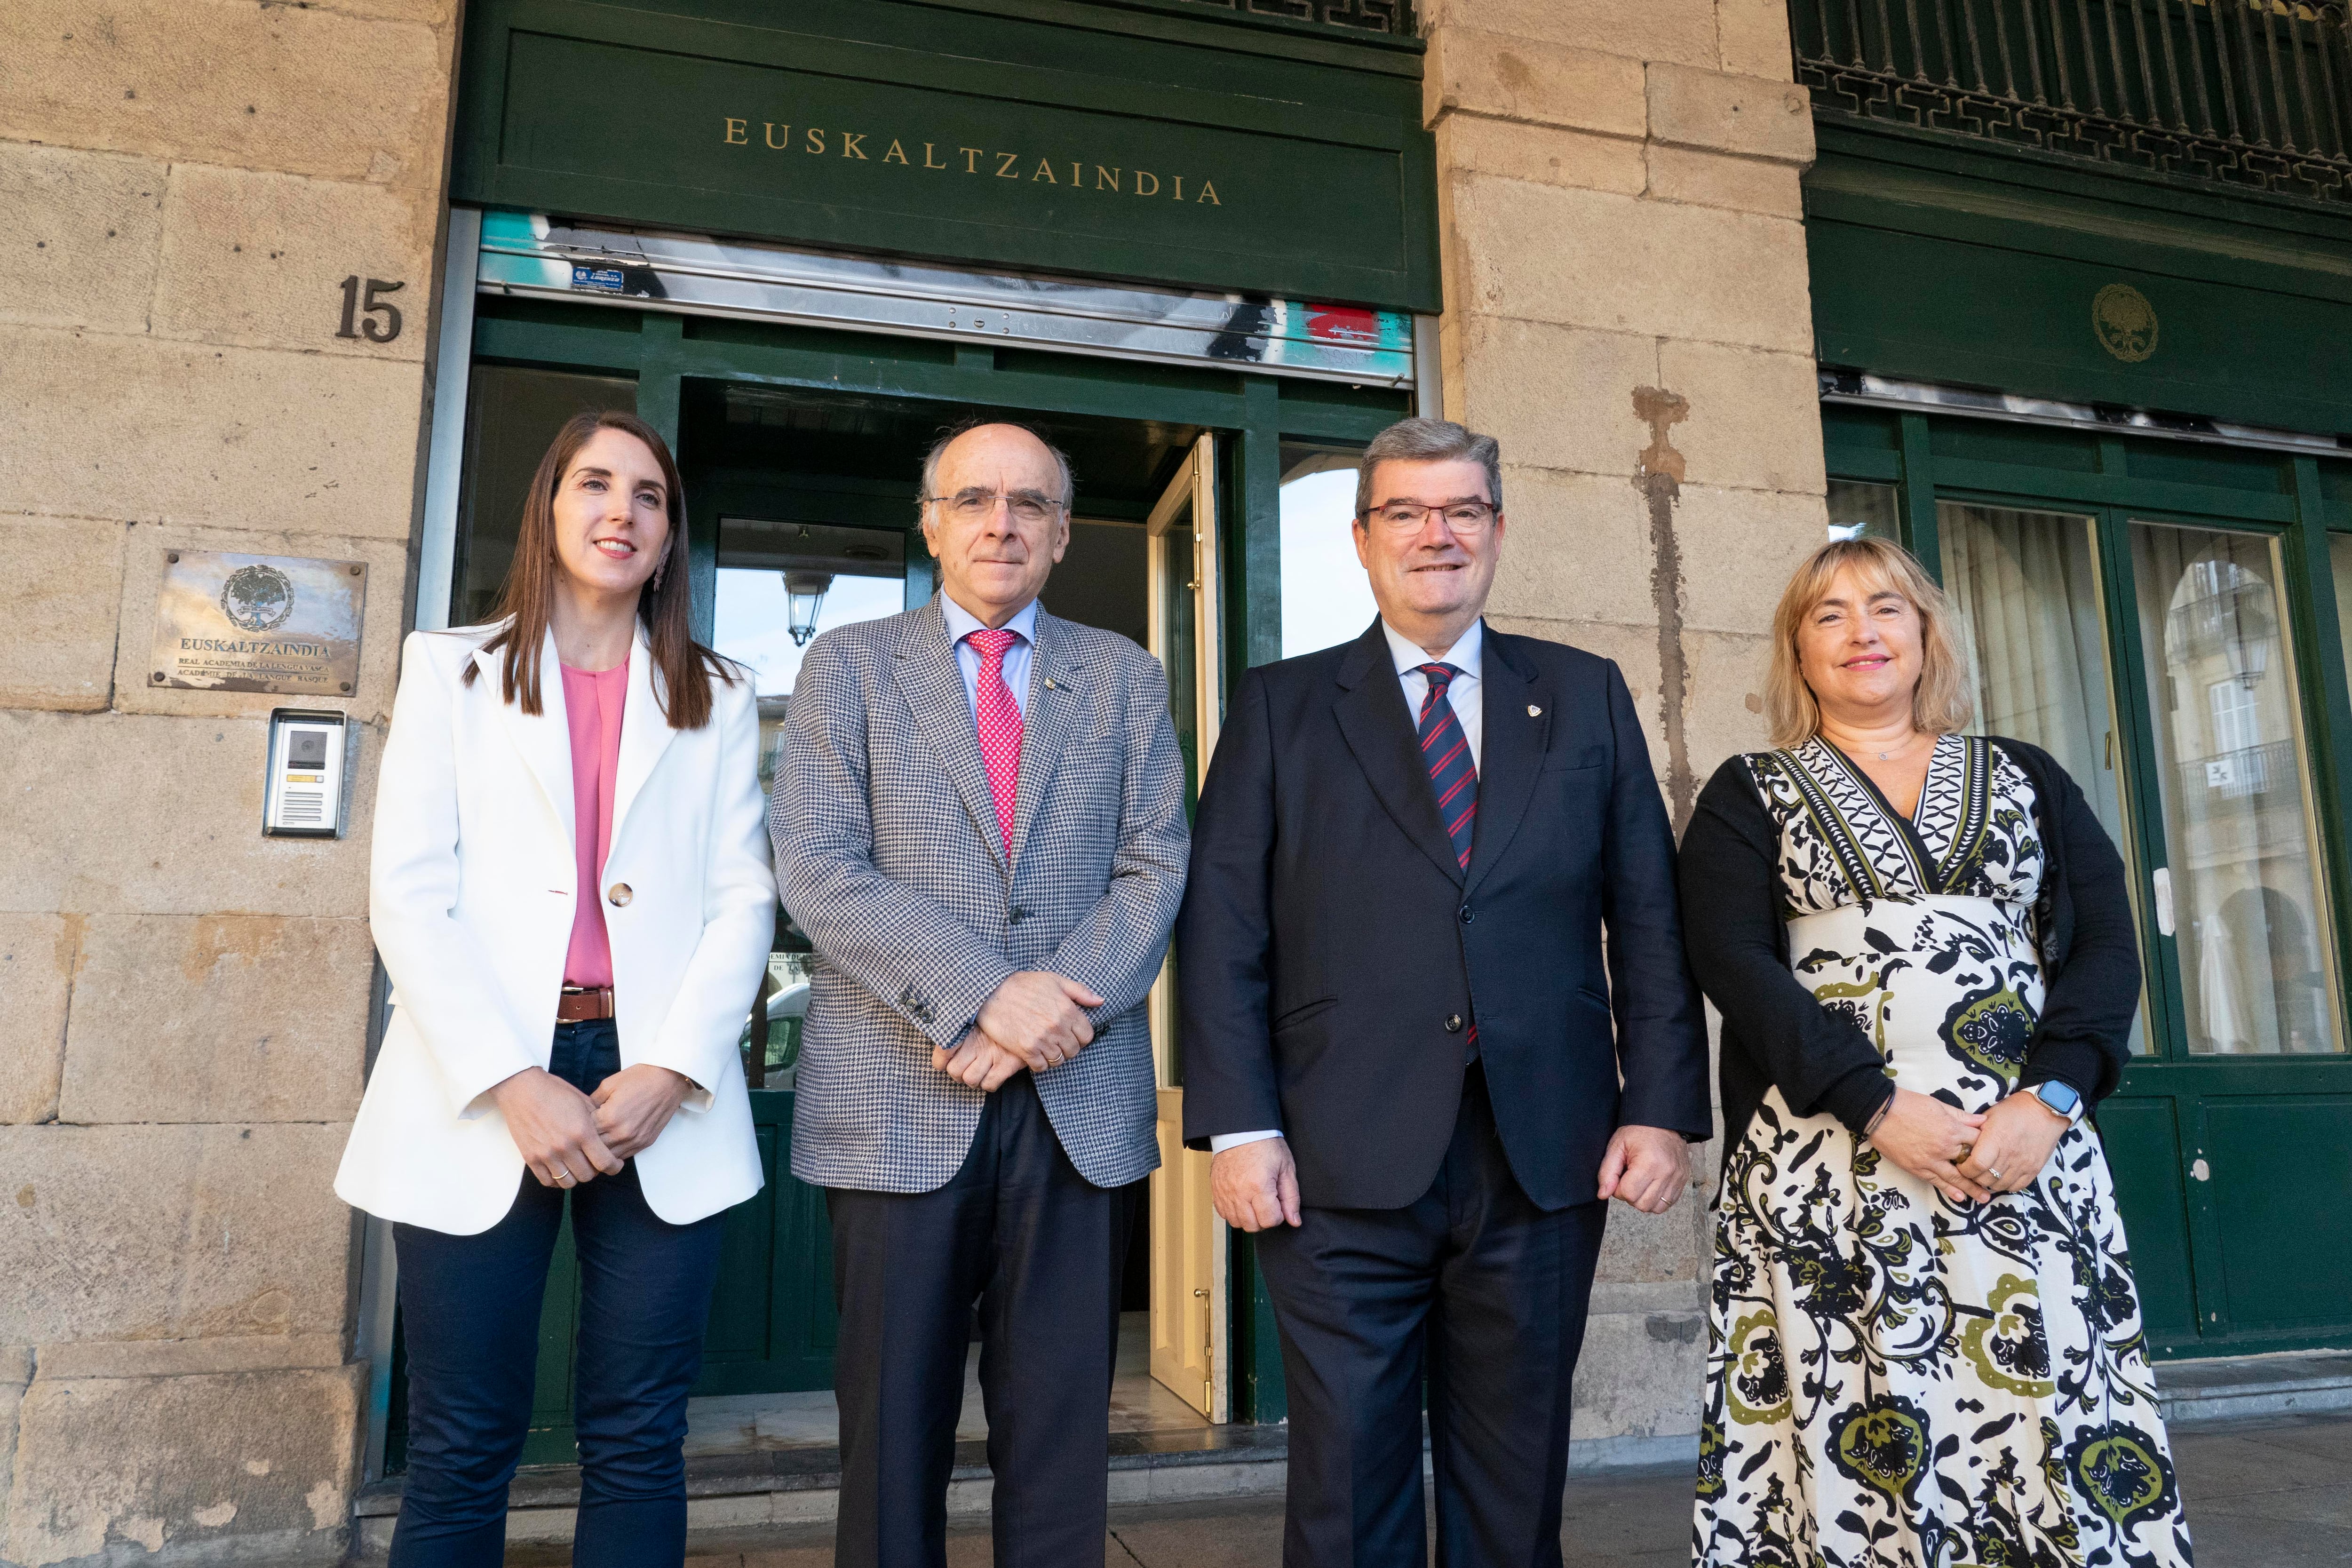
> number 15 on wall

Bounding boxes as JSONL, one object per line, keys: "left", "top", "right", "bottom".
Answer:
{"left": 336, "top": 276, "right": 405, "bottom": 343}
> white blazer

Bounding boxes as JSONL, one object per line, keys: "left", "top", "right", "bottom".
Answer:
{"left": 334, "top": 621, "right": 777, "bottom": 1234}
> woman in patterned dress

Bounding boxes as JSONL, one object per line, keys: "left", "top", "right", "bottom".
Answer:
{"left": 1679, "top": 538, "right": 2192, "bottom": 1568}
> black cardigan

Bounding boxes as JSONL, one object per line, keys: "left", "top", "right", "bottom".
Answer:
{"left": 1678, "top": 735, "right": 2143, "bottom": 1150}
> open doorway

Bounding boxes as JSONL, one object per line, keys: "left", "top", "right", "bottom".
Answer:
{"left": 680, "top": 377, "right": 1222, "bottom": 1460}
{"left": 382, "top": 295, "right": 1409, "bottom": 1476}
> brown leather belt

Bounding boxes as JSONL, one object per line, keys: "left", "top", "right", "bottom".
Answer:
{"left": 556, "top": 986, "right": 616, "bottom": 1022}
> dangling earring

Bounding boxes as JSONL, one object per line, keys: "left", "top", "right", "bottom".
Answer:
{"left": 651, "top": 551, "right": 669, "bottom": 593}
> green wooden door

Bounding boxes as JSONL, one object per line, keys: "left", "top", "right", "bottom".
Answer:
{"left": 695, "top": 1088, "right": 838, "bottom": 1395}
{"left": 1827, "top": 407, "right": 2352, "bottom": 1358}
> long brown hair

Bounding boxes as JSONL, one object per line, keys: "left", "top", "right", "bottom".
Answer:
{"left": 1765, "top": 536, "right": 1974, "bottom": 748}
{"left": 461, "top": 410, "right": 733, "bottom": 730}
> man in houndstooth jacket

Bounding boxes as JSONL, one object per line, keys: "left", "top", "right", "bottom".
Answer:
{"left": 772, "top": 420, "right": 1188, "bottom": 1568}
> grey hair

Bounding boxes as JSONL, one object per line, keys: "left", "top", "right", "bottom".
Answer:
{"left": 919, "top": 418, "right": 1076, "bottom": 510}
{"left": 1354, "top": 417, "right": 1503, "bottom": 518}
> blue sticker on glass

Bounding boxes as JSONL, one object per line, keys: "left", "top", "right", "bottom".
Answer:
{"left": 572, "top": 265, "right": 626, "bottom": 294}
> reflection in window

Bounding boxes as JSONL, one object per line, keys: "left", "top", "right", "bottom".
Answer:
{"left": 1940, "top": 502, "right": 2146, "bottom": 1055}
{"left": 1279, "top": 444, "right": 1377, "bottom": 658}
{"left": 712, "top": 519, "right": 910, "bottom": 796}
{"left": 1827, "top": 479, "right": 1900, "bottom": 543}
{"left": 2135, "top": 523, "right": 2341, "bottom": 1057}
{"left": 451, "top": 366, "right": 637, "bottom": 628}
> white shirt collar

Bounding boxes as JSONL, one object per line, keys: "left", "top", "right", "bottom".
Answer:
{"left": 942, "top": 593, "right": 1039, "bottom": 648}
{"left": 1383, "top": 617, "right": 1482, "bottom": 681}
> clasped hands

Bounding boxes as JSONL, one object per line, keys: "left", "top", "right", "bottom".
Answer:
{"left": 930, "top": 970, "right": 1104, "bottom": 1091}
{"left": 491, "top": 1062, "right": 694, "bottom": 1189}
{"left": 1868, "top": 1085, "right": 2067, "bottom": 1205}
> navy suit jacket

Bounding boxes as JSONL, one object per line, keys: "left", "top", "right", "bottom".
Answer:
{"left": 1176, "top": 619, "right": 1711, "bottom": 1211}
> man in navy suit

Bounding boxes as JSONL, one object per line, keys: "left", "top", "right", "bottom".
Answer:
{"left": 1177, "top": 417, "right": 1711, "bottom": 1567}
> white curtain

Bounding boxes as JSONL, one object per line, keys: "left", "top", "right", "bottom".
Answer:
{"left": 1939, "top": 503, "right": 2125, "bottom": 842}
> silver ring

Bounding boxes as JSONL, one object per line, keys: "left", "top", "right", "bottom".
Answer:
{"left": 557, "top": 1171, "right": 574, "bottom": 1186}
{"left": 1986, "top": 1167, "right": 2003, "bottom": 1181}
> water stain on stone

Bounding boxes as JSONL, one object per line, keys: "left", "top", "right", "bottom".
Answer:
{"left": 1632, "top": 385, "right": 1696, "bottom": 829}
{"left": 1645, "top": 1313, "right": 1702, "bottom": 1345}
{"left": 180, "top": 915, "right": 292, "bottom": 984}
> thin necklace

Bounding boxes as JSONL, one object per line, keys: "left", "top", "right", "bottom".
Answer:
{"left": 1830, "top": 729, "right": 1922, "bottom": 763}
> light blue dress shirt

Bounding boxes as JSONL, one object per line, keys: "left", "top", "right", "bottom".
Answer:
{"left": 1386, "top": 618, "right": 1484, "bottom": 772}
{"left": 940, "top": 594, "right": 1038, "bottom": 723}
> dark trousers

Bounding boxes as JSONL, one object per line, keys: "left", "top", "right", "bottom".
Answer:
{"left": 388, "top": 1020, "right": 728, "bottom": 1568}
{"left": 1255, "top": 1066, "right": 1608, "bottom": 1568}
{"left": 827, "top": 1070, "right": 1139, "bottom": 1568}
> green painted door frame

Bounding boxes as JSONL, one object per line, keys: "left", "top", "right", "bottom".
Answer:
{"left": 392, "top": 293, "right": 1412, "bottom": 1468}
{"left": 1827, "top": 405, "right": 2352, "bottom": 1359}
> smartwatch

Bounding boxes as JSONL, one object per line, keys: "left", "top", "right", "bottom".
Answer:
{"left": 2028, "top": 1080, "right": 2083, "bottom": 1124}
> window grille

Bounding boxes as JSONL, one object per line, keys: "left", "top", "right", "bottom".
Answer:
{"left": 1198, "top": 0, "right": 1407, "bottom": 31}
{"left": 1794, "top": 0, "right": 2352, "bottom": 202}
{"left": 1155, "top": 0, "right": 1411, "bottom": 32}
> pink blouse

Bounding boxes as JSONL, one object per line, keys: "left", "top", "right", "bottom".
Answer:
{"left": 560, "top": 658, "right": 628, "bottom": 987}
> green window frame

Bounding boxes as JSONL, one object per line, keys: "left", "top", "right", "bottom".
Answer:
{"left": 1827, "top": 403, "right": 2352, "bottom": 1358}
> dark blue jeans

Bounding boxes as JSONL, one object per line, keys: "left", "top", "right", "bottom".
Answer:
{"left": 388, "top": 1020, "right": 727, "bottom": 1568}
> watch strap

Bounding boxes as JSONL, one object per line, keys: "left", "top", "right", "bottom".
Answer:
{"left": 2030, "top": 1080, "right": 2085, "bottom": 1125}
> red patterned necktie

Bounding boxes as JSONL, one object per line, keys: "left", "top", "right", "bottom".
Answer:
{"left": 1415, "top": 663, "right": 1477, "bottom": 869}
{"left": 967, "top": 628, "right": 1024, "bottom": 856}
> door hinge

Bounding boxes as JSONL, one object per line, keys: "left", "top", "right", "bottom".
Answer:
{"left": 1196, "top": 1287, "right": 1213, "bottom": 1411}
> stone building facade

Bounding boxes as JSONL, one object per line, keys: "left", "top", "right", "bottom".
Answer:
{"left": 16, "top": 0, "right": 2350, "bottom": 1560}
{"left": 2, "top": 2, "right": 462, "bottom": 1560}
{"left": 1417, "top": 0, "right": 1825, "bottom": 1460}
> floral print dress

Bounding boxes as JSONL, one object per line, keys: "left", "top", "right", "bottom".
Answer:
{"left": 1694, "top": 735, "right": 2192, "bottom": 1568}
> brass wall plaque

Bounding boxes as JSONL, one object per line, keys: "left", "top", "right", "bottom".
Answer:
{"left": 151, "top": 550, "right": 367, "bottom": 696}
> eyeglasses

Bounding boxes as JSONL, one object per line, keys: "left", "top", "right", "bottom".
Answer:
{"left": 1361, "top": 501, "right": 1497, "bottom": 533}
{"left": 925, "top": 489, "right": 1066, "bottom": 526}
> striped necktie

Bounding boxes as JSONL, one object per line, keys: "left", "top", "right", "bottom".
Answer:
{"left": 1415, "top": 663, "right": 1476, "bottom": 870}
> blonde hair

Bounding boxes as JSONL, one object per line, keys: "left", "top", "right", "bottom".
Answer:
{"left": 1766, "top": 536, "right": 1975, "bottom": 748}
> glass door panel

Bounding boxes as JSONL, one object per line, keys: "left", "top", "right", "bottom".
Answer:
{"left": 713, "top": 518, "right": 914, "bottom": 1092}
{"left": 2130, "top": 523, "right": 2342, "bottom": 1058}
{"left": 451, "top": 366, "right": 637, "bottom": 627}
{"left": 1938, "top": 502, "right": 2148, "bottom": 1055}
{"left": 1828, "top": 478, "right": 1900, "bottom": 543}
{"left": 1278, "top": 443, "right": 1377, "bottom": 657}
{"left": 1155, "top": 518, "right": 1200, "bottom": 797}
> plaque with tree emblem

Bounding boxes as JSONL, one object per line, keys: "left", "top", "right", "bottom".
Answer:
{"left": 151, "top": 550, "right": 367, "bottom": 696}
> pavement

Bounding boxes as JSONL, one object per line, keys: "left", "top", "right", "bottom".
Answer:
{"left": 507, "top": 1409, "right": 2352, "bottom": 1566}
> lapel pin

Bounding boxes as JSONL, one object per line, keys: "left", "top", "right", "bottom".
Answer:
{"left": 1528, "top": 704, "right": 1542, "bottom": 717}
{"left": 1044, "top": 677, "right": 1057, "bottom": 690}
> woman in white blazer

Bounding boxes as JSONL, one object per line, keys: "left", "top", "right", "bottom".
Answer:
{"left": 336, "top": 410, "right": 776, "bottom": 1568}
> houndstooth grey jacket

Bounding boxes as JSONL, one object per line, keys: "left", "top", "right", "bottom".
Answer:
{"left": 772, "top": 595, "right": 1189, "bottom": 1193}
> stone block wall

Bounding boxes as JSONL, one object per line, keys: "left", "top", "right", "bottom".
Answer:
{"left": 1418, "top": 0, "right": 1831, "bottom": 1459}
{"left": 0, "top": 0, "right": 458, "bottom": 1560}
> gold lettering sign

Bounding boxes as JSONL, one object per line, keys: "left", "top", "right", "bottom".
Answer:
{"left": 722, "top": 115, "right": 1223, "bottom": 207}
